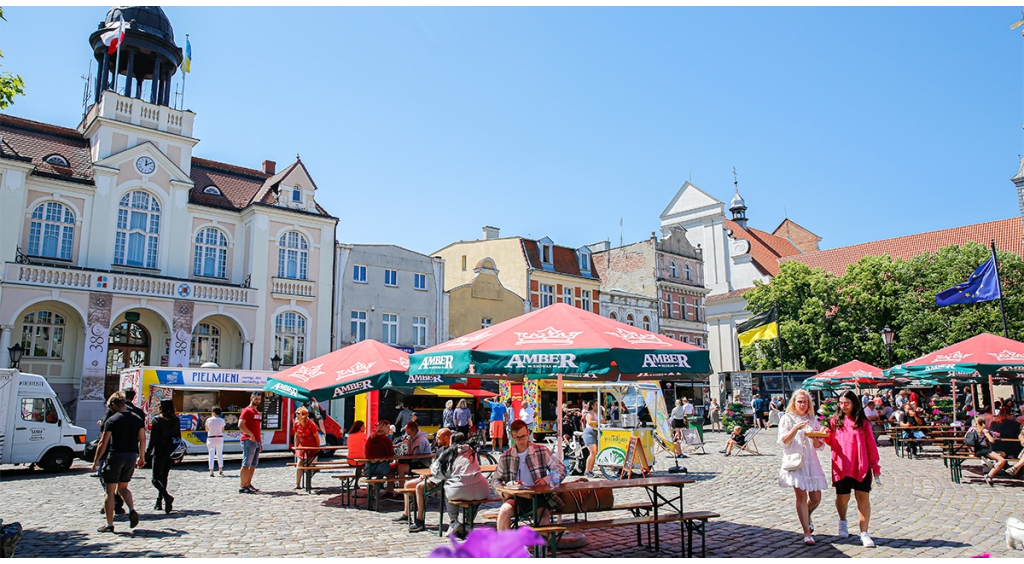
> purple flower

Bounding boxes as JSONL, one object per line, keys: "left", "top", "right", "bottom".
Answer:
{"left": 971, "top": 554, "right": 991, "bottom": 558}
{"left": 428, "top": 527, "right": 546, "bottom": 558}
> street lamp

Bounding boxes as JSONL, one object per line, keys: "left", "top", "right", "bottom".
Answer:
{"left": 880, "top": 325, "right": 895, "bottom": 367}
{"left": 270, "top": 354, "right": 282, "bottom": 371}
{"left": 8, "top": 343, "right": 23, "bottom": 369}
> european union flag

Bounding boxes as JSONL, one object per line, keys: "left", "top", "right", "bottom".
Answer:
{"left": 935, "top": 257, "right": 1001, "bottom": 307}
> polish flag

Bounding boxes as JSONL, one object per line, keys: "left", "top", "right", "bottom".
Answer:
{"left": 100, "top": 17, "right": 126, "bottom": 55}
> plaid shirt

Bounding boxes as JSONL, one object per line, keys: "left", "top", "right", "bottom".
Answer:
{"left": 491, "top": 442, "right": 565, "bottom": 490}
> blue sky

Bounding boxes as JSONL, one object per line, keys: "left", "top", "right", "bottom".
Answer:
{"left": 3, "top": 6, "right": 1023, "bottom": 255}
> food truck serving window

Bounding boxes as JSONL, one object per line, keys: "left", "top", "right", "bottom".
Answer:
{"left": 173, "top": 389, "right": 283, "bottom": 432}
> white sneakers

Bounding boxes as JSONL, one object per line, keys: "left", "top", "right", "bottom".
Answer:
{"left": 860, "top": 532, "right": 875, "bottom": 548}
{"left": 838, "top": 520, "right": 849, "bottom": 539}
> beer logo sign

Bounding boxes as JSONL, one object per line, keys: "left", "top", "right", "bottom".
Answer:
{"left": 604, "top": 328, "right": 671, "bottom": 347}
{"left": 332, "top": 379, "right": 375, "bottom": 397}
{"left": 418, "top": 355, "right": 454, "bottom": 370}
{"left": 932, "top": 351, "right": 972, "bottom": 362}
{"left": 514, "top": 327, "right": 582, "bottom": 346}
{"left": 270, "top": 382, "right": 301, "bottom": 397}
{"left": 437, "top": 330, "right": 494, "bottom": 349}
{"left": 390, "top": 357, "right": 410, "bottom": 369}
{"left": 290, "top": 364, "right": 325, "bottom": 383}
{"left": 405, "top": 374, "right": 444, "bottom": 385}
{"left": 640, "top": 354, "right": 691, "bottom": 369}
{"left": 505, "top": 353, "right": 579, "bottom": 370}
{"left": 988, "top": 350, "right": 1024, "bottom": 362}
{"left": 335, "top": 361, "right": 376, "bottom": 381}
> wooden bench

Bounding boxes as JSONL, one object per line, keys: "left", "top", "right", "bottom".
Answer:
{"left": 530, "top": 510, "right": 719, "bottom": 557}
{"left": 941, "top": 454, "right": 1020, "bottom": 484}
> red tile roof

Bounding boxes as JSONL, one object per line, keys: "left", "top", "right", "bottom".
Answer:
{"left": 0, "top": 115, "right": 93, "bottom": 183}
{"left": 707, "top": 287, "right": 752, "bottom": 302}
{"left": 780, "top": 217, "right": 1024, "bottom": 276}
{"left": 723, "top": 219, "right": 803, "bottom": 277}
{"left": 189, "top": 157, "right": 269, "bottom": 210}
{"left": 521, "top": 239, "right": 600, "bottom": 281}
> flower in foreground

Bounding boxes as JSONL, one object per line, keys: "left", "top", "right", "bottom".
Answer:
{"left": 428, "top": 526, "right": 545, "bottom": 558}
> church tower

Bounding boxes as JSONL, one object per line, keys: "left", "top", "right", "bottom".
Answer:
{"left": 88, "top": 6, "right": 183, "bottom": 107}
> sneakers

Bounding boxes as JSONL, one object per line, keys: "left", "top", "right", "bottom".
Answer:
{"left": 837, "top": 520, "right": 849, "bottom": 539}
{"left": 129, "top": 510, "right": 139, "bottom": 529}
{"left": 392, "top": 514, "right": 410, "bottom": 523}
{"left": 719, "top": 449, "right": 727, "bottom": 454}
{"left": 164, "top": 495, "right": 173, "bottom": 514}
{"left": 409, "top": 519, "right": 426, "bottom": 533}
{"left": 446, "top": 520, "right": 464, "bottom": 539}
{"left": 859, "top": 532, "right": 875, "bottom": 548}
{"left": 584, "top": 471, "right": 595, "bottom": 478}
{"left": 239, "top": 485, "right": 258, "bottom": 494}
{"left": 219, "top": 471, "right": 225, "bottom": 477}
{"left": 96, "top": 524, "right": 114, "bottom": 533}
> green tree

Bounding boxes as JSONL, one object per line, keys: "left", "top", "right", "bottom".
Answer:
{"left": 0, "top": 8, "right": 26, "bottom": 109}
{"left": 739, "top": 243, "right": 1023, "bottom": 372}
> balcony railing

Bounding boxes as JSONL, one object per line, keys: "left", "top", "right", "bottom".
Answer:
{"left": 271, "top": 277, "right": 316, "bottom": 300}
{"left": 4, "top": 263, "right": 255, "bottom": 305}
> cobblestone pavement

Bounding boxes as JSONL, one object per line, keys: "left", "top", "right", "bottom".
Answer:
{"left": 2, "top": 429, "right": 1023, "bottom": 558}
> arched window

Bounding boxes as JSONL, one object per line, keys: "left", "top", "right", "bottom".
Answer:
{"left": 277, "top": 232, "right": 308, "bottom": 280}
{"left": 274, "top": 312, "right": 306, "bottom": 366}
{"left": 203, "top": 185, "right": 222, "bottom": 196}
{"left": 114, "top": 191, "right": 160, "bottom": 269}
{"left": 609, "top": 311, "right": 618, "bottom": 321}
{"left": 28, "top": 202, "right": 75, "bottom": 260}
{"left": 21, "top": 310, "right": 65, "bottom": 358}
{"left": 684, "top": 263, "right": 693, "bottom": 281}
{"left": 642, "top": 316, "right": 651, "bottom": 331}
{"left": 44, "top": 154, "right": 70, "bottom": 167}
{"left": 191, "top": 323, "right": 220, "bottom": 365}
{"left": 626, "top": 313, "right": 635, "bottom": 327}
{"left": 670, "top": 261, "right": 678, "bottom": 278}
{"left": 193, "top": 227, "right": 228, "bottom": 278}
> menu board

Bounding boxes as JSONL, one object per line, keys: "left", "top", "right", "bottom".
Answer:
{"left": 733, "top": 372, "right": 753, "bottom": 408}
{"left": 262, "top": 393, "right": 283, "bottom": 431}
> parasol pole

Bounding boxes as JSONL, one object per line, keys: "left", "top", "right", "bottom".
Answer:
{"left": 952, "top": 379, "right": 957, "bottom": 424}
{"left": 556, "top": 374, "right": 564, "bottom": 464}
{"left": 989, "top": 374, "right": 995, "bottom": 413}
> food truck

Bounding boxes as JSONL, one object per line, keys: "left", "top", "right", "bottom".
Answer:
{"left": 120, "top": 366, "right": 341, "bottom": 454}
{"left": 499, "top": 379, "right": 675, "bottom": 478}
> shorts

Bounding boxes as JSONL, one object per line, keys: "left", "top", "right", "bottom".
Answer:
{"left": 672, "top": 419, "right": 687, "bottom": 429}
{"left": 366, "top": 461, "right": 393, "bottom": 477}
{"left": 490, "top": 420, "right": 506, "bottom": 439}
{"left": 101, "top": 452, "right": 138, "bottom": 484}
{"left": 241, "top": 440, "right": 262, "bottom": 468}
{"left": 456, "top": 425, "right": 471, "bottom": 436}
{"left": 834, "top": 473, "right": 872, "bottom": 495}
{"left": 583, "top": 427, "right": 598, "bottom": 447}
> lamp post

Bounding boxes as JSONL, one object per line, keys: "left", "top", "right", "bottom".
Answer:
{"left": 880, "top": 325, "right": 895, "bottom": 367}
{"left": 8, "top": 343, "right": 23, "bottom": 369}
{"left": 270, "top": 354, "right": 282, "bottom": 371}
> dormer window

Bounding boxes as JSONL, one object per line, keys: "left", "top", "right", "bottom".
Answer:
{"left": 292, "top": 188, "right": 301, "bottom": 202}
{"left": 44, "top": 154, "right": 70, "bottom": 167}
{"left": 203, "top": 185, "right": 222, "bottom": 196}
{"left": 538, "top": 237, "right": 554, "bottom": 265}
{"left": 577, "top": 248, "right": 591, "bottom": 272}
{"left": 542, "top": 244, "right": 551, "bottom": 263}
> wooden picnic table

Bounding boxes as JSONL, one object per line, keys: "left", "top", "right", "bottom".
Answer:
{"left": 407, "top": 464, "right": 498, "bottom": 535}
{"left": 344, "top": 454, "right": 434, "bottom": 510}
{"left": 494, "top": 476, "right": 695, "bottom": 556}
{"left": 290, "top": 445, "right": 350, "bottom": 493}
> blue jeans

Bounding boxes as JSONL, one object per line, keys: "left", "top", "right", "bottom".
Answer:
{"left": 241, "top": 440, "right": 261, "bottom": 468}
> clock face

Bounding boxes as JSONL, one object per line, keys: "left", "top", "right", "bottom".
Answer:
{"left": 136, "top": 156, "right": 156, "bottom": 175}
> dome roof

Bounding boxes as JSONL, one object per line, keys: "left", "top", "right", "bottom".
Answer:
{"left": 105, "top": 6, "right": 174, "bottom": 42}
{"left": 729, "top": 190, "right": 746, "bottom": 210}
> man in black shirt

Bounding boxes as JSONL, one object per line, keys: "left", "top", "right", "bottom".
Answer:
{"left": 123, "top": 388, "right": 146, "bottom": 421}
{"left": 92, "top": 394, "right": 146, "bottom": 533}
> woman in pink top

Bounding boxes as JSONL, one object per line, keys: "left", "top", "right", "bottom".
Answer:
{"left": 822, "top": 390, "right": 881, "bottom": 549}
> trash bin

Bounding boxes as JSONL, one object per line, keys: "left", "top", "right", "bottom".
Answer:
{"left": 687, "top": 417, "right": 705, "bottom": 442}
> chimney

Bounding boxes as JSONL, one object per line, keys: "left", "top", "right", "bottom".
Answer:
{"left": 587, "top": 240, "right": 610, "bottom": 253}
{"left": 262, "top": 160, "right": 276, "bottom": 175}
{"left": 482, "top": 226, "right": 500, "bottom": 240}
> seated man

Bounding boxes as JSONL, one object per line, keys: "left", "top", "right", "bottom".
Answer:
{"left": 863, "top": 400, "right": 883, "bottom": 444}
{"left": 397, "top": 427, "right": 451, "bottom": 532}
{"left": 491, "top": 419, "right": 566, "bottom": 531}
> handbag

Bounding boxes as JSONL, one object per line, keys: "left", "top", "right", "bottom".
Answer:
{"left": 781, "top": 452, "right": 803, "bottom": 471}
{"left": 556, "top": 483, "right": 614, "bottom": 513}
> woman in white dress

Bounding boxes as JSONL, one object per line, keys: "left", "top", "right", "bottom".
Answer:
{"left": 778, "top": 389, "right": 828, "bottom": 546}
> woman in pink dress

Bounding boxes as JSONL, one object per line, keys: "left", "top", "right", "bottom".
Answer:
{"left": 777, "top": 389, "right": 828, "bottom": 546}
{"left": 822, "top": 390, "right": 881, "bottom": 548}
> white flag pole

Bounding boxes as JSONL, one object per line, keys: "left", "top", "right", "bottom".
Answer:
{"left": 112, "top": 16, "right": 125, "bottom": 94}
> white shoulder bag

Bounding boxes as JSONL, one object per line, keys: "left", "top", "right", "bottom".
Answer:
{"left": 780, "top": 416, "right": 804, "bottom": 471}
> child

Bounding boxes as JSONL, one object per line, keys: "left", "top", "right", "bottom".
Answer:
{"left": 721, "top": 425, "right": 746, "bottom": 456}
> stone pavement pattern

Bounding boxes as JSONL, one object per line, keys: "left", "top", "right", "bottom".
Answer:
{"left": 2, "top": 429, "right": 1023, "bottom": 558}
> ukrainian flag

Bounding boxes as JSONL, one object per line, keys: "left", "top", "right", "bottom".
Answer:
{"left": 737, "top": 306, "right": 779, "bottom": 347}
{"left": 183, "top": 37, "right": 191, "bottom": 73}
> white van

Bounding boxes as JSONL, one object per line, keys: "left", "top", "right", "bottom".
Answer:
{"left": 0, "top": 369, "right": 87, "bottom": 471}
